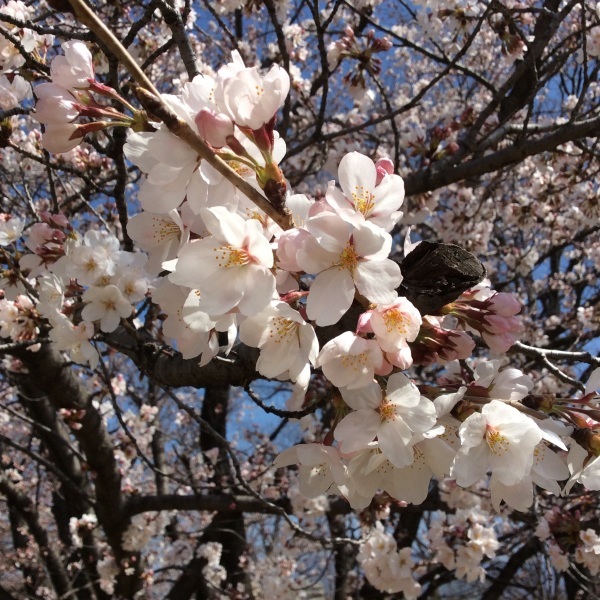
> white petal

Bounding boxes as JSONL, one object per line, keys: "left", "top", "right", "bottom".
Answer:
{"left": 334, "top": 410, "right": 380, "bottom": 453}
{"left": 338, "top": 152, "right": 377, "bottom": 201}
{"left": 306, "top": 268, "right": 355, "bottom": 326}
{"left": 354, "top": 260, "right": 401, "bottom": 304}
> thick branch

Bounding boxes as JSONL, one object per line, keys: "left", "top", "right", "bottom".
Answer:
{"left": 125, "top": 493, "right": 288, "bottom": 518}
{"left": 11, "top": 344, "right": 142, "bottom": 597}
{"left": 132, "top": 86, "right": 293, "bottom": 229}
{"left": 404, "top": 116, "right": 600, "bottom": 196}
{"left": 0, "top": 469, "right": 73, "bottom": 598}
{"left": 105, "top": 326, "right": 259, "bottom": 387}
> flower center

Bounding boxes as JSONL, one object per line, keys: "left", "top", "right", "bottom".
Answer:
{"left": 486, "top": 426, "right": 509, "bottom": 456}
{"left": 102, "top": 299, "right": 116, "bottom": 312}
{"left": 269, "top": 317, "right": 298, "bottom": 343}
{"left": 379, "top": 398, "right": 396, "bottom": 422}
{"left": 215, "top": 245, "right": 251, "bottom": 267}
{"left": 338, "top": 242, "right": 359, "bottom": 272}
{"left": 351, "top": 185, "right": 375, "bottom": 217}
{"left": 83, "top": 258, "right": 98, "bottom": 273}
{"left": 383, "top": 308, "right": 409, "bottom": 334}
{"left": 340, "top": 352, "right": 369, "bottom": 370}
{"left": 153, "top": 217, "right": 180, "bottom": 243}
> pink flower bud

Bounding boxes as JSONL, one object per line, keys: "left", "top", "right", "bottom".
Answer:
{"left": 195, "top": 108, "right": 234, "bottom": 148}
{"left": 375, "top": 157, "right": 394, "bottom": 185}
{"left": 486, "top": 292, "right": 521, "bottom": 316}
{"left": 356, "top": 310, "right": 373, "bottom": 334}
{"left": 440, "top": 330, "right": 475, "bottom": 361}
{"left": 482, "top": 330, "right": 519, "bottom": 353}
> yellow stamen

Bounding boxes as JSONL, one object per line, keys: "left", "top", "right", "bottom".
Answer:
{"left": 379, "top": 398, "right": 396, "bottom": 422}
{"left": 340, "top": 352, "right": 369, "bottom": 371}
{"left": 351, "top": 185, "right": 375, "bottom": 216}
{"left": 268, "top": 317, "right": 298, "bottom": 343}
{"left": 338, "top": 242, "right": 359, "bottom": 273}
{"left": 383, "top": 308, "right": 409, "bottom": 335}
{"left": 215, "top": 245, "right": 251, "bottom": 267}
{"left": 152, "top": 217, "right": 180, "bottom": 242}
{"left": 486, "top": 427, "right": 509, "bottom": 456}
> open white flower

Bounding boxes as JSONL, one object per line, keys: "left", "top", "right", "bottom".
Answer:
{"left": 81, "top": 285, "right": 133, "bottom": 332}
{"left": 172, "top": 207, "right": 275, "bottom": 317}
{"left": 0, "top": 215, "right": 24, "bottom": 246}
{"left": 273, "top": 443, "right": 346, "bottom": 497}
{"left": 316, "top": 332, "right": 385, "bottom": 390}
{"left": 126, "top": 209, "right": 186, "bottom": 275}
{"left": 451, "top": 400, "right": 542, "bottom": 488}
{"left": 298, "top": 207, "right": 402, "bottom": 326}
{"left": 214, "top": 50, "right": 290, "bottom": 130}
{"left": 334, "top": 373, "right": 437, "bottom": 466}
{"left": 239, "top": 301, "right": 318, "bottom": 384}
{"left": 369, "top": 297, "right": 422, "bottom": 363}
{"left": 326, "top": 151, "right": 405, "bottom": 231}
{"left": 0, "top": 73, "right": 31, "bottom": 110}
{"left": 49, "top": 313, "right": 98, "bottom": 368}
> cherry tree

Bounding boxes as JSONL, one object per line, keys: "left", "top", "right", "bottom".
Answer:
{"left": 1, "top": 0, "right": 600, "bottom": 598}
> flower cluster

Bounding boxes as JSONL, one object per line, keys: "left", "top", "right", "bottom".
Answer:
{"left": 33, "top": 41, "right": 145, "bottom": 153}
{"left": 357, "top": 522, "right": 421, "bottom": 597}
{"left": 22, "top": 46, "right": 600, "bottom": 552}
{"left": 0, "top": 1, "right": 49, "bottom": 110}
{"left": 9, "top": 211, "right": 150, "bottom": 367}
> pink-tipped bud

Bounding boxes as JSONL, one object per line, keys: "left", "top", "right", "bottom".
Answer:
{"left": 356, "top": 310, "right": 373, "bottom": 334}
{"left": 279, "top": 290, "right": 309, "bottom": 304}
{"left": 486, "top": 292, "right": 521, "bottom": 317}
{"left": 375, "top": 157, "right": 394, "bottom": 185}
{"left": 195, "top": 108, "right": 234, "bottom": 148}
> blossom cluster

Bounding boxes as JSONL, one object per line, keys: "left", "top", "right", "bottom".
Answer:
{"left": 0, "top": 1, "right": 50, "bottom": 110}
{"left": 2, "top": 39, "right": 599, "bottom": 596}
{"left": 357, "top": 522, "right": 421, "bottom": 597}
{"left": 1, "top": 211, "right": 150, "bottom": 368}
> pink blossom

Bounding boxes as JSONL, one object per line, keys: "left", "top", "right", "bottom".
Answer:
{"left": 172, "top": 207, "right": 275, "bottom": 317}
{"left": 81, "top": 285, "right": 133, "bottom": 332}
{"left": 451, "top": 400, "right": 542, "bottom": 488}
{"left": 335, "top": 373, "right": 437, "bottom": 467}
{"left": 369, "top": 296, "right": 422, "bottom": 354}
{"left": 325, "top": 151, "right": 405, "bottom": 232}
{"left": 195, "top": 108, "right": 234, "bottom": 148}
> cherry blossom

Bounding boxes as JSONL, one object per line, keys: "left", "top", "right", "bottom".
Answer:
{"left": 48, "top": 313, "right": 99, "bottom": 368}
{"left": 334, "top": 373, "right": 437, "bottom": 466}
{"left": 213, "top": 50, "right": 290, "bottom": 131}
{"left": 50, "top": 41, "right": 94, "bottom": 90}
{"left": 0, "top": 214, "right": 24, "bottom": 246}
{"left": 126, "top": 209, "right": 186, "bottom": 275}
{"left": 451, "top": 400, "right": 542, "bottom": 488}
{"left": 315, "top": 332, "right": 386, "bottom": 389}
{"left": 298, "top": 207, "right": 402, "bottom": 326}
{"left": 239, "top": 301, "right": 318, "bottom": 385}
{"left": 273, "top": 443, "right": 346, "bottom": 497}
{"left": 0, "top": 73, "right": 30, "bottom": 110}
{"left": 172, "top": 207, "right": 275, "bottom": 317}
{"left": 81, "top": 285, "right": 133, "bottom": 333}
{"left": 325, "top": 151, "right": 405, "bottom": 231}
